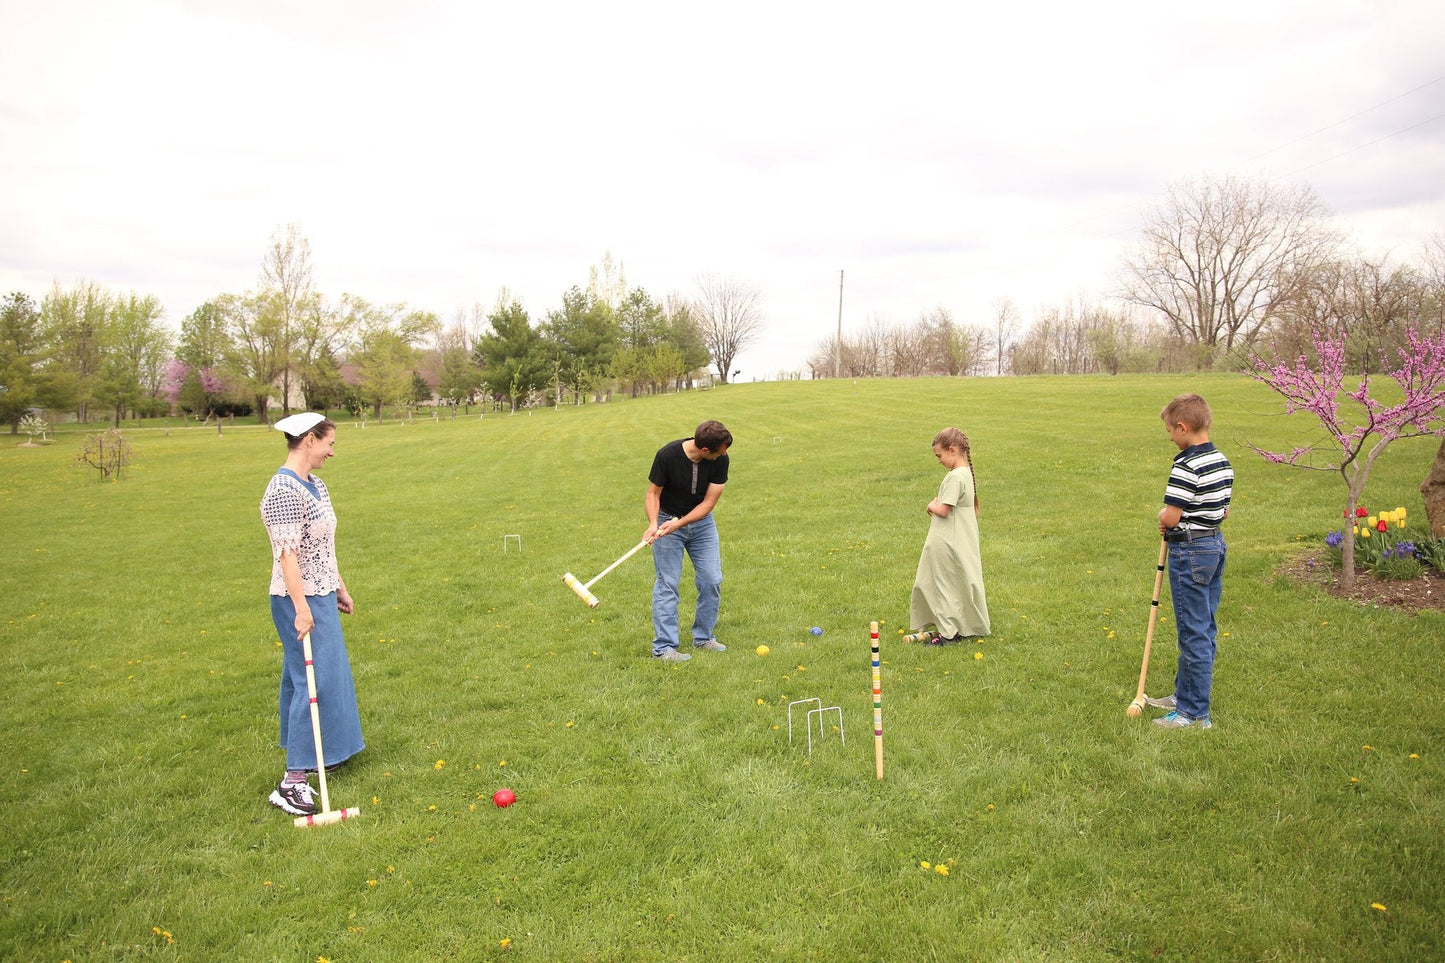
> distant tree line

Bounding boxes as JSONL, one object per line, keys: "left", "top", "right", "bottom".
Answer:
{"left": 0, "top": 232, "right": 770, "bottom": 433}
{"left": 807, "top": 174, "right": 1445, "bottom": 378}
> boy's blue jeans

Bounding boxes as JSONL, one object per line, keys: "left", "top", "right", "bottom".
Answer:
{"left": 651, "top": 512, "right": 722, "bottom": 656}
{"left": 1167, "top": 533, "right": 1226, "bottom": 721}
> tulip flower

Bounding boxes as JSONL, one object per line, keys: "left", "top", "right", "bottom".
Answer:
{"left": 1377, "top": 520, "right": 1388, "bottom": 532}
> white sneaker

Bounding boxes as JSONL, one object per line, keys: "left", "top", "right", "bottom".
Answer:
{"left": 653, "top": 648, "right": 691, "bottom": 662}
{"left": 1145, "top": 694, "right": 1176, "bottom": 709}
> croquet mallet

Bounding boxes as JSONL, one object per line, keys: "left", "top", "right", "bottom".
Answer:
{"left": 562, "top": 539, "right": 649, "bottom": 608}
{"left": 294, "top": 631, "right": 360, "bottom": 828}
{"left": 1126, "top": 539, "right": 1169, "bottom": 718}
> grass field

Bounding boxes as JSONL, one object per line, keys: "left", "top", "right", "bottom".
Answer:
{"left": 1, "top": 374, "right": 1441, "bottom": 962}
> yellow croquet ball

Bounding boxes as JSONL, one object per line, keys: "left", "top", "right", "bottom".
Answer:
{"left": 755, "top": 645, "right": 771, "bottom": 656}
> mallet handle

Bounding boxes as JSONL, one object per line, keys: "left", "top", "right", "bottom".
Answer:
{"left": 871, "top": 621, "right": 883, "bottom": 780}
{"left": 1131, "top": 540, "right": 1168, "bottom": 707}
{"left": 585, "top": 540, "right": 649, "bottom": 589}
{"left": 301, "top": 631, "right": 332, "bottom": 815}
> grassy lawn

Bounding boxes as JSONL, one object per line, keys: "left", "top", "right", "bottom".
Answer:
{"left": 1, "top": 374, "right": 1440, "bottom": 961}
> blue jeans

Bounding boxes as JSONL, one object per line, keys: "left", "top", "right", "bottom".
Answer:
{"left": 1167, "top": 534, "right": 1226, "bottom": 721}
{"left": 651, "top": 512, "right": 722, "bottom": 655}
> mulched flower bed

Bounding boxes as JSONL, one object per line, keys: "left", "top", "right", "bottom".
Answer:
{"left": 1279, "top": 552, "right": 1445, "bottom": 612}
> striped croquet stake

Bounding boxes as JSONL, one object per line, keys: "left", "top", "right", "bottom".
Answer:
{"left": 294, "top": 632, "right": 361, "bottom": 828}
{"left": 870, "top": 620, "right": 884, "bottom": 780}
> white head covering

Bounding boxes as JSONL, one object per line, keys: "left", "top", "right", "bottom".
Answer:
{"left": 274, "top": 412, "right": 326, "bottom": 436}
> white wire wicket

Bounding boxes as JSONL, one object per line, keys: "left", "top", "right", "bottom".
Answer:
{"left": 787, "top": 697, "right": 844, "bottom": 755}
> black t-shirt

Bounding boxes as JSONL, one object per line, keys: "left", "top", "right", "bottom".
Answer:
{"left": 649, "top": 438, "right": 729, "bottom": 517}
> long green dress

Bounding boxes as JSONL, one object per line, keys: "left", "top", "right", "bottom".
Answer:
{"left": 910, "top": 465, "right": 990, "bottom": 638}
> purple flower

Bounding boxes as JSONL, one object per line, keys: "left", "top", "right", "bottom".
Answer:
{"left": 1325, "top": 531, "right": 1345, "bottom": 548}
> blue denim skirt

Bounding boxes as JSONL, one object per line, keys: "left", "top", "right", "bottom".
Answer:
{"left": 271, "top": 592, "right": 365, "bottom": 771}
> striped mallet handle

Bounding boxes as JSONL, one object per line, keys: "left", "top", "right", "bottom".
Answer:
{"left": 871, "top": 620, "right": 884, "bottom": 780}
{"left": 1128, "top": 539, "right": 1168, "bottom": 716}
{"left": 294, "top": 631, "right": 361, "bottom": 828}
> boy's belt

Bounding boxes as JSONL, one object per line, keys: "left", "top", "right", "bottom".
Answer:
{"left": 1164, "top": 527, "right": 1220, "bottom": 543}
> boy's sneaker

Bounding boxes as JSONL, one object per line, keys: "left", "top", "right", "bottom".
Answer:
{"left": 924, "top": 633, "right": 959, "bottom": 646}
{"left": 654, "top": 648, "right": 691, "bottom": 662}
{"left": 1152, "top": 711, "right": 1212, "bottom": 730}
{"left": 693, "top": 638, "right": 727, "bottom": 652}
{"left": 1145, "top": 694, "right": 1177, "bottom": 709}
{"left": 269, "top": 780, "right": 319, "bottom": 816}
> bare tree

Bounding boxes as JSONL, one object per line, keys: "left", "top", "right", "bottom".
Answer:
{"left": 992, "top": 297, "right": 1019, "bottom": 375}
{"left": 261, "top": 223, "right": 316, "bottom": 416}
{"left": 695, "top": 274, "right": 766, "bottom": 383}
{"left": 1120, "top": 174, "right": 1338, "bottom": 366}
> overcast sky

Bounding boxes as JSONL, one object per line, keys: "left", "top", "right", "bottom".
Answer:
{"left": 2, "top": 0, "right": 1442, "bottom": 376}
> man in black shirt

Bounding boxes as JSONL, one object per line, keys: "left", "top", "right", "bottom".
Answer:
{"left": 643, "top": 420, "right": 733, "bottom": 662}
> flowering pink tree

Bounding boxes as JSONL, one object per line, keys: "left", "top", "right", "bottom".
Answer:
{"left": 160, "top": 358, "right": 189, "bottom": 405}
{"left": 1249, "top": 328, "right": 1445, "bottom": 587}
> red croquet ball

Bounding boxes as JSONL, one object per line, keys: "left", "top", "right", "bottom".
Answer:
{"left": 492, "top": 788, "right": 517, "bottom": 808}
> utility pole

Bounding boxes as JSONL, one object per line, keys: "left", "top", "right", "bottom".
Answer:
{"left": 834, "top": 269, "right": 844, "bottom": 379}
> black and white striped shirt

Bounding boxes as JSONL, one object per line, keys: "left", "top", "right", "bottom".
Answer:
{"left": 1164, "top": 443, "right": 1233, "bottom": 528}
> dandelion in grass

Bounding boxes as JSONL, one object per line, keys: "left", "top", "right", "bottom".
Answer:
{"left": 934, "top": 864, "right": 949, "bottom": 876}
{"left": 1371, "top": 903, "right": 1387, "bottom": 913}
{"left": 371, "top": 796, "right": 379, "bottom": 806}
{"left": 974, "top": 652, "right": 983, "bottom": 660}
{"left": 428, "top": 805, "right": 437, "bottom": 811}
{"left": 1363, "top": 745, "right": 1374, "bottom": 752}
{"left": 500, "top": 938, "right": 512, "bottom": 948}
{"left": 1409, "top": 753, "right": 1420, "bottom": 760}
{"left": 1349, "top": 777, "right": 1359, "bottom": 784}
{"left": 565, "top": 720, "right": 575, "bottom": 728}
{"left": 920, "top": 861, "right": 931, "bottom": 870}
{"left": 435, "top": 759, "right": 446, "bottom": 770}
{"left": 367, "top": 879, "right": 378, "bottom": 887}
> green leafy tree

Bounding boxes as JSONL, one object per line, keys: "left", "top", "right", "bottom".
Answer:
{"left": 543, "top": 286, "right": 619, "bottom": 403}
{"left": 96, "top": 293, "right": 171, "bottom": 424}
{"left": 41, "top": 280, "right": 113, "bottom": 421}
{"left": 475, "top": 299, "right": 548, "bottom": 412}
{"left": 663, "top": 294, "right": 711, "bottom": 389}
{"left": 433, "top": 323, "right": 483, "bottom": 412}
{"left": 1, "top": 292, "right": 44, "bottom": 433}
{"left": 219, "top": 291, "right": 286, "bottom": 422}
{"left": 347, "top": 297, "right": 438, "bottom": 419}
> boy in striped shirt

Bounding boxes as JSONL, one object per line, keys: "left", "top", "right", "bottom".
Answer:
{"left": 1148, "top": 393, "right": 1233, "bottom": 729}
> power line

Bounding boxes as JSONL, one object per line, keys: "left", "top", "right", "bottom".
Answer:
{"left": 1241, "top": 75, "right": 1444, "bottom": 165}
{"left": 1279, "top": 110, "right": 1445, "bottom": 178}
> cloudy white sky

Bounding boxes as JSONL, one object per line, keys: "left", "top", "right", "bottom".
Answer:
{"left": 2, "top": 0, "right": 1442, "bottom": 376}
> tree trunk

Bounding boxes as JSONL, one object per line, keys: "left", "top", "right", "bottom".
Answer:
{"left": 1422, "top": 437, "right": 1445, "bottom": 536}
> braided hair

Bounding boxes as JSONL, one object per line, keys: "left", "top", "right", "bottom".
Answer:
{"left": 932, "top": 426, "right": 978, "bottom": 509}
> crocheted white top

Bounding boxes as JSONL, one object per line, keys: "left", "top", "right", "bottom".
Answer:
{"left": 260, "top": 469, "right": 342, "bottom": 597}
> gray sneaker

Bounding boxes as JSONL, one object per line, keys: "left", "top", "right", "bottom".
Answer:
{"left": 693, "top": 638, "right": 727, "bottom": 652}
{"left": 1152, "top": 711, "right": 1212, "bottom": 730}
{"left": 1145, "top": 694, "right": 1176, "bottom": 709}
{"left": 653, "top": 648, "right": 691, "bottom": 662}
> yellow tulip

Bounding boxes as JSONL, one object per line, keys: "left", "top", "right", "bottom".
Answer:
{"left": 1353, "top": 526, "right": 1360, "bottom": 536}
{"left": 1378, "top": 510, "right": 1393, "bottom": 524}
{"left": 1367, "top": 515, "right": 1377, "bottom": 528}
{"left": 1397, "top": 520, "right": 1406, "bottom": 529}
{"left": 1397, "top": 506, "right": 1407, "bottom": 518}
{"left": 1361, "top": 527, "right": 1372, "bottom": 539}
